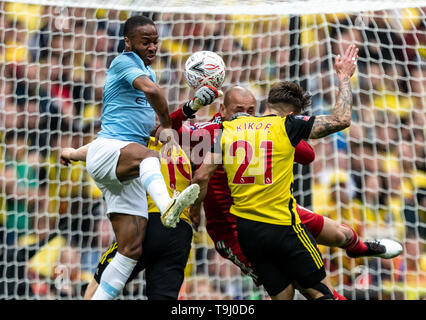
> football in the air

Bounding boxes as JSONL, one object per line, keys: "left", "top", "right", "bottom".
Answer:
{"left": 184, "top": 51, "right": 226, "bottom": 90}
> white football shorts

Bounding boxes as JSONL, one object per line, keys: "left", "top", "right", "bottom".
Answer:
{"left": 86, "top": 137, "right": 148, "bottom": 218}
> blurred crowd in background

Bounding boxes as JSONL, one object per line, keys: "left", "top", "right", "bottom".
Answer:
{"left": 0, "top": 1, "right": 425, "bottom": 299}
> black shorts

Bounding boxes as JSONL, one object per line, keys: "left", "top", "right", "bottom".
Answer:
{"left": 236, "top": 217, "right": 326, "bottom": 296}
{"left": 94, "top": 212, "right": 193, "bottom": 299}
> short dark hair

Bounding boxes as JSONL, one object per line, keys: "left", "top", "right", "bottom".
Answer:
{"left": 123, "top": 15, "right": 155, "bottom": 38}
{"left": 267, "top": 81, "right": 311, "bottom": 114}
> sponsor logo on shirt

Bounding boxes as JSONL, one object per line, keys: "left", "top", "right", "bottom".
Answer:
{"left": 135, "top": 97, "right": 145, "bottom": 105}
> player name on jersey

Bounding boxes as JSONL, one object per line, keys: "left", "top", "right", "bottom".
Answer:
{"left": 235, "top": 122, "right": 272, "bottom": 132}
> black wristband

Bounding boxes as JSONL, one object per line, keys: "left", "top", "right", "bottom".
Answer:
{"left": 182, "top": 100, "right": 196, "bottom": 119}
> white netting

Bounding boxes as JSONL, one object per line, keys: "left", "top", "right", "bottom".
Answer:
{"left": 0, "top": 0, "right": 424, "bottom": 300}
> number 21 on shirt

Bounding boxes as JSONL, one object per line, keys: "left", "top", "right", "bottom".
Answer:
{"left": 228, "top": 140, "right": 273, "bottom": 185}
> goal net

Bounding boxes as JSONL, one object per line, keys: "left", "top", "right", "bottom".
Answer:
{"left": 0, "top": 0, "right": 425, "bottom": 300}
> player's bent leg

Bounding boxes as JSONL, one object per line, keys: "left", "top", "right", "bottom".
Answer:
{"left": 297, "top": 206, "right": 367, "bottom": 258}
{"left": 334, "top": 223, "right": 403, "bottom": 258}
{"left": 316, "top": 219, "right": 372, "bottom": 257}
{"left": 116, "top": 143, "right": 173, "bottom": 216}
{"left": 91, "top": 213, "right": 147, "bottom": 300}
{"left": 115, "top": 143, "right": 159, "bottom": 182}
{"left": 297, "top": 279, "right": 335, "bottom": 300}
{"left": 315, "top": 219, "right": 402, "bottom": 259}
{"left": 110, "top": 213, "right": 147, "bottom": 259}
{"left": 295, "top": 274, "right": 347, "bottom": 300}
{"left": 315, "top": 217, "right": 350, "bottom": 247}
{"left": 270, "top": 284, "right": 295, "bottom": 300}
{"left": 117, "top": 143, "right": 199, "bottom": 228}
{"left": 347, "top": 238, "right": 403, "bottom": 259}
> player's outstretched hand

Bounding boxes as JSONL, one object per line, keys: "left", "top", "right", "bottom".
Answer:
{"left": 192, "top": 85, "right": 222, "bottom": 110}
{"left": 157, "top": 127, "right": 179, "bottom": 158}
{"left": 335, "top": 44, "right": 358, "bottom": 80}
{"left": 183, "top": 85, "right": 224, "bottom": 117}
{"left": 60, "top": 148, "right": 75, "bottom": 166}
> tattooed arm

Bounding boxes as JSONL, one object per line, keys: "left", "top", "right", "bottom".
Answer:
{"left": 309, "top": 44, "right": 359, "bottom": 139}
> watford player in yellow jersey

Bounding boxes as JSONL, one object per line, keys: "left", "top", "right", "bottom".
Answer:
{"left": 220, "top": 114, "right": 304, "bottom": 226}
{"left": 191, "top": 44, "right": 359, "bottom": 300}
{"left": 70, "top": 137, "right": 194, "bottom": 300}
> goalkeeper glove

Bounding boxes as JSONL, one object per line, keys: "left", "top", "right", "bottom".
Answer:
{"left": 182, "top": 85, "right": 223, "bottom": 118}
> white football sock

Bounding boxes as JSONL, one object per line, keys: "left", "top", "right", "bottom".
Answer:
{"left": 139, "top": 157, "right": 172, "bottom": 213}
{"left": 91, "top": 252, "right": 137, "bottom": 300}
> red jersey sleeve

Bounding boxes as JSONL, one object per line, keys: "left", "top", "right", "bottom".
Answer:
{"left": 170, "top": 108, "right": 188, "bottom": 131}
{"left": 151, "top": 108, "right": 188, "bottom": 136}
{"left": 294, "top": 140, "right": 315, "bottom": 165}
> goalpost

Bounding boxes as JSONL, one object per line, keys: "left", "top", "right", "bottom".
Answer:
{"left": 0, "top": 0, "right": 425, "bottom": 300}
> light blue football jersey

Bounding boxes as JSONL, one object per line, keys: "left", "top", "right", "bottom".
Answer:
{"left": 97, "top": 51, "right": 157, "bottom": 146}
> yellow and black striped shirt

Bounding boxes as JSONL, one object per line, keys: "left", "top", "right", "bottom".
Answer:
{"left": 218, "top": 114, "right": 315, "bottom": 226}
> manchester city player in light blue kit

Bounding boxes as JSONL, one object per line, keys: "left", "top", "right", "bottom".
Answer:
{"left": 61, "top": 15, "right": 219, "bottom": 300}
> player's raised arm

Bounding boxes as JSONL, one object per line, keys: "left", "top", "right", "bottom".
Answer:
{"left": 309, "top": 44, "right": 358, "bottom": 139}
{"left": 133, "top": 76, "right": 172, "bottom": 129}
{"left": 151, "top": 84, "right": 220, "bottom": 136}
{"left": 133, "top": 75, "right": 181, "bottom": 156}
